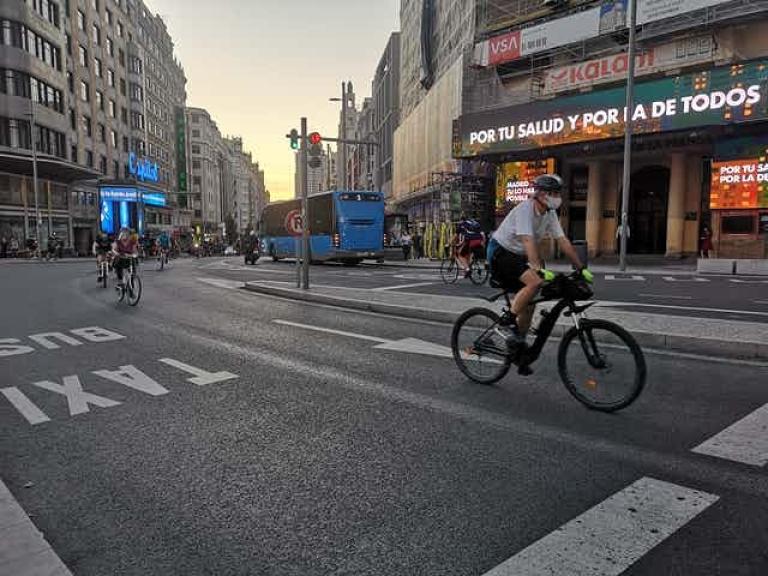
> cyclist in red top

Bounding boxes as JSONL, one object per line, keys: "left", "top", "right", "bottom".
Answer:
{"left": 111, "top": 228, "right": 139, "bottom": 288}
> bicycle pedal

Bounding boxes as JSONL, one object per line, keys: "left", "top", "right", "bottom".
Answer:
{"left": 517, "top": 364, "right": 534, "bottom": 376}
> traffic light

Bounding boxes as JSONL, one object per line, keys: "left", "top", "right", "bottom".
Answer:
{"left": 288, "top": 129, "right": 299, "bottom": 150}
{"left": 308, "top": 132, "right": 322, "bottom": 146}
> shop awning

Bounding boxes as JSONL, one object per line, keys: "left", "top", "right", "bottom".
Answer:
{"left": 0, "top": 151, "right": 101, "bottom": 183}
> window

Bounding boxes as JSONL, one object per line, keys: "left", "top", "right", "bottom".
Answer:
{"left": 92, "top": 24, "right": 100, "bottom": 46}
{"left": 95, "top": 90, "right": 103, "bottom": 110}
{"left": 120, "top": 106, "right": 127, "bottom": 124}
{"left": 721, "top": 214, "right": 756, "bottom": 235}
{"left": 110, "top": 129, "right": 117, "bottom": 147}
{"left": 100, "top": 155, "right": 107, "bottom": 174}
{"left": 192, "top": 129, "right": 200, "bottom": 138}
{"left": 191, "top": 114, "right": 200, "bottom": 124}
{"left": 81, "top": 115, "right": 91, "bottom": 137}
{"left": 78, "top": 45, "right": 89, "bottom": 68}
{"left": 117, "top": 21, "right": 123, "bottom": 38}
{"left": 0, "top": 20, "right": 61, "bottom": 71}
{"left": 106, "top": 37, "right": 114, "bottom": 57}
{"left": 122, "top": 136, "right": 129, "bottom": 152}
{"left": 118, "top": 48, "right": 125, "bottom": 67}
{"left": 91, "top": 0, "right": 99, "bottom": 11}
{"left": 69, "top": 108, "right": 75, "bottom": 129}
{"left": 71, "top": 145, "right": 77, "bottom": 162}
{"left": 192, "top": 159, "right": 200, "bottom": 170}
{"left": 106, "top": 9, "right": 113, "bottom": 26}
{"left": 85, "top": 149, "right": 93, "bottom": 167}
{"left": 77, "top": 10, "right": 86, "bottom": 30}
{"left": 1, "top": 69, "right": 63, "bottom": 113}
{"left": 28, "top": 0, "right": 60, "bottom": 27}
{"left": 113, "top": 160, "right": 119, "bottom": 176}
{"left": 107, "top": 68, "right": 115, "bottom": 87}
{"left": 129, "top": 82, "right": 142, "bottom": 102}
{"left": 65, "top": 33, "right": 71, "bottom": 55}
{"left": 130, "top": 111, "right": 144, "bottom": 130}
{"left": 98, "top": 123, "right": 105, "bottom": 142}
{"left": 67, "top": 71, "right": 73, "bottom": 92}
{"left": 191, "top": 144, "right": 200, "bottom": 154}
{"left": 79, "top": 80, "right": 89, "bottom": 102}
{"left": 94, "top": 57, "right": 102, "bottom": 77}
{"left": 119, "top": 77, "right": 126, "bottom": 96}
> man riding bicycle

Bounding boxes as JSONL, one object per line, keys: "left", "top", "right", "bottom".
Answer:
{"left": 92, "top": 231, "right": 112, "bottom": 283}
{"left": 455, "top": 214, "right": 484, "bottom": 277}
{"left": 156, "top": 231, "right": 171, "bottom": 257}
{"left": 490, "top": 174, "right": 592, "bottom": 350}
{"left": 112, "top": 227, "right": 139, "bottom": 288}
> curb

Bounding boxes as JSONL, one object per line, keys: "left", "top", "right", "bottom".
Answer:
{"left": 244, "top": 283, "right": 768, "bottom": 362}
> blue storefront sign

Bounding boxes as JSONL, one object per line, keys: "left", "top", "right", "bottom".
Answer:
{"left": 128, "top": 152, "right": 160, "bottom": 183}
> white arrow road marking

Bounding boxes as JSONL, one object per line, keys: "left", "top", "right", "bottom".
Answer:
{"left": 604, "top": 275, "right": 646, "bottom": 281}
{"left": 33, "top": 375, "right": 121, "bottom": 416}
{"left": 662, "top": 276, "right": 710, "bottom": 282}
{"left": 692, "top": 403, "right": 768, "bottom": 467}
{"left": 372, "top": 282, "right": 437, "bottom": 291}
{"left": 483, "top": 477, "right": 718, "bottom": 576}
{"left": 273, "top": 319, "right": 471, "bottom": 360}
{"left": 273, "top": 319, "right": 390, "bottom": 343}
{"left": 196, "top": 277, "right": 245, "bottom": 290}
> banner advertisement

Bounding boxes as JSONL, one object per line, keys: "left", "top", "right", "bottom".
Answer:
{"left": 710, "top": 159, "right": 768, "bottom": 209}
{"left": 455, "top": 60, "right": 768, "bottom": 158}
{"left": 638, "top": 0, "right": 728, "bottom": 25}
{"left": 542, "top": 35, "right": 720, "bottom": 95}
{"left": 496, "top": 159, "right": 556, "bottom": 214}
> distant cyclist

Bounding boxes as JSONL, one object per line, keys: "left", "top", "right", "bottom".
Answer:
{"left": 111, "top": 228, "right": 139, "bottom": 288}
{"left": 455, "top": 214, "right": 484, "bottom": 277}
{"left": 92, "top": 231, "right": 112, "bottom": 283}
{"left": 156, "top": 231, "right": 171, "bottom": 259}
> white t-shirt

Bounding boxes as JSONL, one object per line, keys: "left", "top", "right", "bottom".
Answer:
{"left": 494, "top": 199, "right": 565, "bottom": 255}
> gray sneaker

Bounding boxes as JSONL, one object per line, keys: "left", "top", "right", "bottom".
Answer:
{"left": 497, "top": 325, "right": 525, "bottom": 347}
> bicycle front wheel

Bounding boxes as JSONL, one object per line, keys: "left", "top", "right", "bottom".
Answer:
{"left": 558, "top": 319, "right": 646, "bottom": 412}
{"left": 126, "top": 274, "right": 142, "bottom": 306}
{"left": 440, "top": 258, "right": 459, "bottom": 284}
{"left": 156, "top": 255, "right": 164, "bottom": 271}
{"left": 469, "top": 260, "right": 489, "bottom": 285}
{"left": 451, "top": 308, "right": 512, "bottom": 385}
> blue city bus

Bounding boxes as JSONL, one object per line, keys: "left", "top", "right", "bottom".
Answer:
{"left": 260, "top": 190, "right": 385, "bottom": 265}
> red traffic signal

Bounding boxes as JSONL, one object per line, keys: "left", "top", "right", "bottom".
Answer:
{"left": 308, "top": 132, "right": 322, "bottom": 146}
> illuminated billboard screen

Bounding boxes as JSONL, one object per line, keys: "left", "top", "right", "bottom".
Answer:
{"left": 710, "top": 158, "right": 768, "bottom": 209}
{"left": 455, "top": 60, "right": 768, "bottom": 158}
{"left": 495, "top": 159, "right": 556, "bottom": 215}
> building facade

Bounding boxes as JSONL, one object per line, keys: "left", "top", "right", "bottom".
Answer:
{"left": 225, "top": 136, "right": 265, "bottom": 235}
{"left": 348, "top": 96, "right": 375, "bottom": 191}
{"left": 294, "top": 147, "right": 329, "bottom": 198}
{"left": 1, "top": 0, "right": 100, "bottom": 254}
{"left": 456, "top": 0, "right": 768, "bottom": 258}
{"left": 373, "top": 32, "right": 400, "bottom": 200}
{"left": 186, "top": 106, "right": 223, "bottom": 235}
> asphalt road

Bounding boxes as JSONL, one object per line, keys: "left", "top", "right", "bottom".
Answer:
{"left": 199, "top": 257, "right": 768, "bottom": 322}
{"left": 1, "top": 258, "right": 767, "bottom": 575}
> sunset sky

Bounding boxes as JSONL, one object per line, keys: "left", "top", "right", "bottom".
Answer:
{"left": 149, "top": 0, "right": 400, "bottom": 200}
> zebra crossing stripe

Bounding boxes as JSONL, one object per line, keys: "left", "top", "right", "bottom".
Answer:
{"left": 482, "top": 477, "right": 718, "bottom": 576}
{"left": 692, "top": 402, "right": 768, "bottom": 466}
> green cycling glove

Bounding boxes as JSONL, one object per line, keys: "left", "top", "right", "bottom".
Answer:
{"left": 539, "top": 268, "right": 556, "bottom": 282}
{"left": 580, "top": 267, "right": 594, "bottom": 283}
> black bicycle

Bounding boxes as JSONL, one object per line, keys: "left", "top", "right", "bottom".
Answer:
{"left": 116, "top": 256, "right": 142, "bottom": 306}
{"left": 451, "top": 271, "right": 646, "bottom": 412}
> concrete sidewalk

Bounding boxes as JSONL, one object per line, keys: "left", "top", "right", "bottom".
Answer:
{"left": 244, "top": 280, "right": 768, "bottom": 361}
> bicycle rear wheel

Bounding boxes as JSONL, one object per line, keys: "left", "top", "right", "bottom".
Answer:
{"left": 469, "top": 260, "right": 489, "bottom": 285}
{"left": 100, "top": 263, "right": 108, "bottom": 288}
{"left": 126, "top": 274, "right": 142, "bottom": 306}
{"left": 451, "top": 308, "right": 512, "bottom": 385}
{"left": 558, "top": 319, "right": 646, "bottom": 412}
{"left": 440, "top": 258, "right": 459, "bottom": 284}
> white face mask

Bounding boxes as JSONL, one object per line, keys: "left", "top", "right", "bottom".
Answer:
{"left": 546, "top": 196, "right": 562, "bottom": 210}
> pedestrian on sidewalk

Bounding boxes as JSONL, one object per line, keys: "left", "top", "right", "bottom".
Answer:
{"left": 413, "top": 229, "right": 423, "bottom": 259}
{"left": 0, "top": 235, "right": 7, "bottom": 259}
{"left": 401, "top": 229, "right": 412, "bottom": 260}
{"left": 9, "top": 236, "right": 18, "bottom": 258}
{"left": 699, "top": 224, "right": 713, "bottom": 258}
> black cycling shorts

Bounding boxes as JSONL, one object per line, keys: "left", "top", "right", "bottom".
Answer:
{"left": 491, "top": 245, "right": 529, "bottom": 292}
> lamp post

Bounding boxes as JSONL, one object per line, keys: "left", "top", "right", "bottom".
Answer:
{"left": 25, "top": 101, "right": 42, "bottom": 258}
{"left": 619, "top": 0, "right": 638, "bottom": 271}
{"left": 330, "top": 81, "right": 347, "bottom": 190}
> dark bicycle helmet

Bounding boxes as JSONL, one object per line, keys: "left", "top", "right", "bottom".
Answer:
{"left": 533, "top": 174, "right": 563, "bottom": 193}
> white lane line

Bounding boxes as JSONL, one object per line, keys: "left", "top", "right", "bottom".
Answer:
{"left": 754, "top": 300, "right": 768, "bottom": 305}
{"left": 595, "top": 300, "right": 768, "bottom": 318}
{"left": 273, "top": 319, "right": 392, "bottom": 344}
{"left": 692, "top": 403, "right": 768, "bottom": 467}
{"left": 483, "top": 477, "right": 718, "bottom": 576}
{"left": 605, "top": 275, "right": 646, "bottom": 281}
{"left": 372, "top": 282, "right": 436, "bottom": 291}
{"left": 638, "top": 293, "right": 694, "bottom": 300}
{"left": 729, "top": 279, "right": 768, "bottom": 284}
{"left": 662, "top": 276, "right": 710, "bottom": 282}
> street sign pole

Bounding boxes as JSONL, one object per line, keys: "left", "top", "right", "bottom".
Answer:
{"left": 619, "top": 0, "right": 638, "bottom": 272}
{"left": 301, "top": 117, "right": 310, "bottom": 290}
